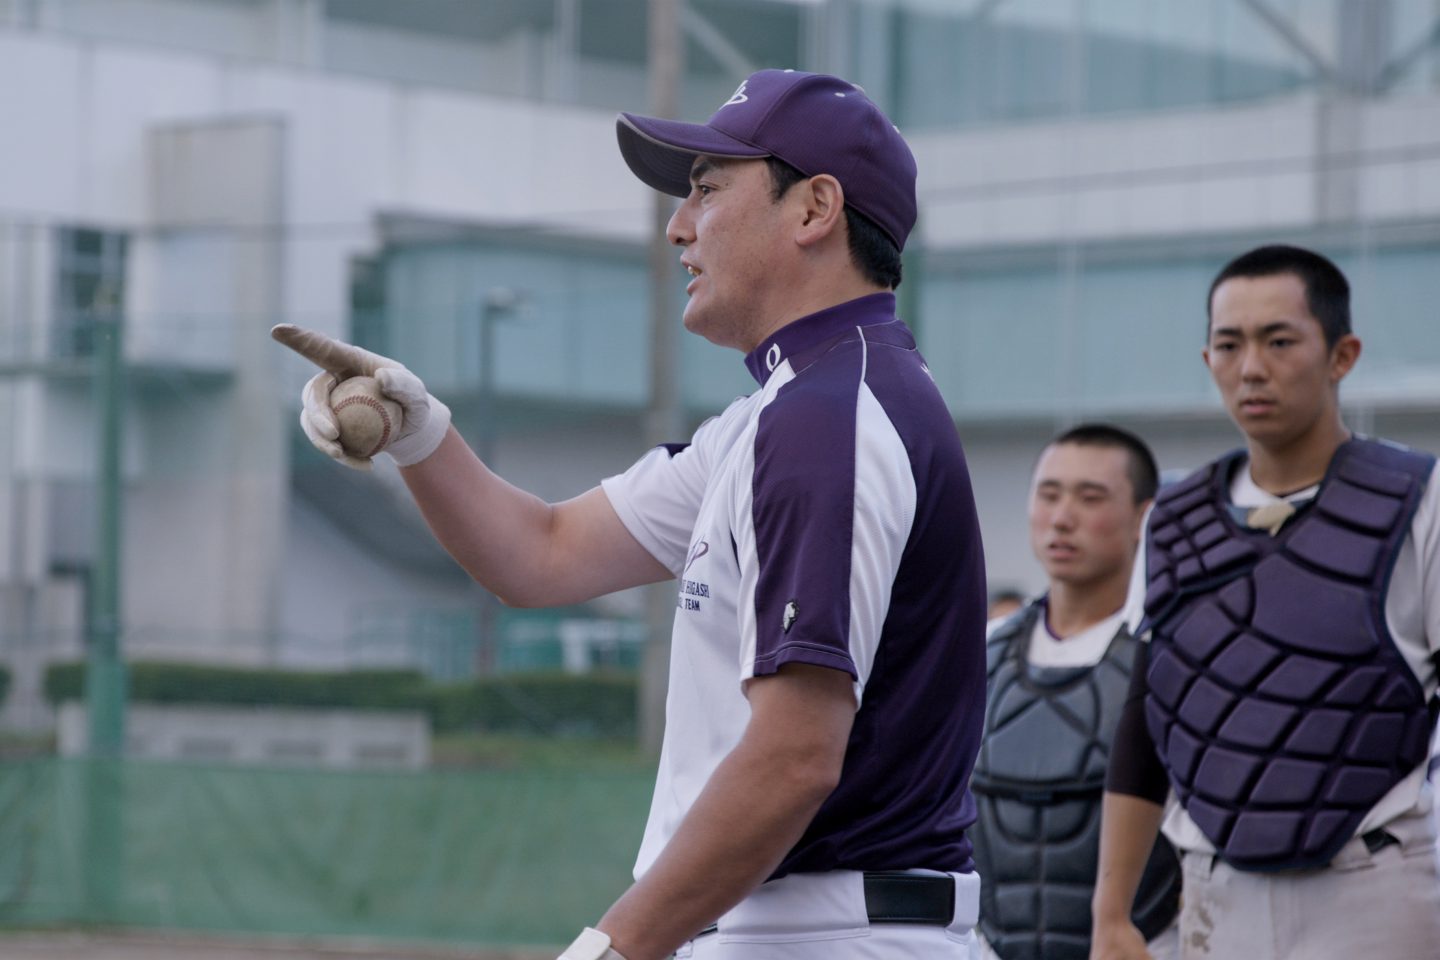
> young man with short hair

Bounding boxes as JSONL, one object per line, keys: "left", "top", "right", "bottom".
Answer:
{"left": 277, "top": 69, "right": 988, "bottom": 960}
{"left": 973, "top": 425, "right": 1180, "bottom": 960}
{"left": 1090, "top": 245, "right": 1440, "bottom": 960}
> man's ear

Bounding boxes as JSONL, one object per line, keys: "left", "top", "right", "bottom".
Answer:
{"left": 794, "top": 174, "right": 845, "bottom": 248}
{"left": 1329, "top": 333, "right": 1361, "bottom": 384}
{"left": 1132, "top": 498, "right": 1154, "bottom": 544}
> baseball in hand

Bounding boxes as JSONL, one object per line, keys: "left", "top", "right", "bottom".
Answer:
{"left": 330, "top": 376, "right": 403, "bottom": 458}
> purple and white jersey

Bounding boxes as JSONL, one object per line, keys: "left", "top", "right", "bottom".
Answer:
{"left": 601, "top": 293, "right": 987, "bottom": 880}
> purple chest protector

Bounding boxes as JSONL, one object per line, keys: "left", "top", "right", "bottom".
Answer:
{"left": 1142, "top": 438, "right": 1436, "bottom": 872}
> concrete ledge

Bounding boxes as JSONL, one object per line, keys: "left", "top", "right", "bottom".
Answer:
{"left": 56, "top": 702, "right": 431, "bottom": 770}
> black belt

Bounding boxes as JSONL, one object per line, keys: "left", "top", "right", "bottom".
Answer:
{"left": 695, "top": 871, "right": 955, "bottom": 937}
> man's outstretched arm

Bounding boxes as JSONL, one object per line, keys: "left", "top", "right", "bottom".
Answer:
{"left": 272, "top": 323, "right": 673, "bottom": 606}
{"left": 400, "top": 428, "right": 671, "bottom": 606}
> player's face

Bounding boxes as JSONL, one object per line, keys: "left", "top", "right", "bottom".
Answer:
{"left": 1204, "top": 273, "right": 1359, "bottom": 450}
{"left": 1028, "top": 444, "right": 1145, "bottom": 589}
{"left": 667, "top": 156, "right": 793, "bottom": 351}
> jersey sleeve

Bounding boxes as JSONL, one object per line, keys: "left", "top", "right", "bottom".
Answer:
{"left": 1379, "top": 459, "right": 1440, "bottom": 694}
{"left": 736, "top": 377, "right": 915, "bottom": 702}
{"left": 1110, "top": 507, "right": 1169, "bottom": 800}
{"left": 1106, "top": 641, "right": 1171, "bottom": 803}
{"left": 600, "top": 420, "right": 719, "bottom": 576}
{"left": 1413, "top": 462, "right": 1440, "bottom": 662}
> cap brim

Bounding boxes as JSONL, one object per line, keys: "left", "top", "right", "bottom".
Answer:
{"left": 617, "top": 113, "right": 770, "bottom": 198}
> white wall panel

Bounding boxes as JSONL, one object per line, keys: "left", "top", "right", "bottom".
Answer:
{"left": 915, "top": 96, "right": 1335, "bottom": 248}
{"left": 85, "top": 47, "right": 225, "bottom": 222}
{"left": 0, "top": 35, "right": 84, "bottom": 218}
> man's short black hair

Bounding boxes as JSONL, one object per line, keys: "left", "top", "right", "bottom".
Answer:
{"left": 1048, "top": 423, "right": 1159, "bottom": 504}
{"left": 765, "top": 157, "right": 903, "bottom": 290}
{"left": 1207, "top": 244, "right": 1351, "bottom": 347}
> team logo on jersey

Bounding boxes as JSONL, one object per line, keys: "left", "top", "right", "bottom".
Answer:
{"left": 783, "top": 600, "right": 799, "bottom": 634}
{"left": 721, "top": 81, "right": 748, "bottom": 107}
{"left": 680, "top": 540, "right": 712, "bottom": 612}
{"left": 766, "top": 343, "right": 782, "bottom": 371}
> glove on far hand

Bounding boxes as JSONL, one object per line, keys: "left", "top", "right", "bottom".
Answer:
{"left": 271, "top": 324, "right": 451, "bottom": 471}
{"left": 557, "top": 927, "right": 629, "bottom": 960}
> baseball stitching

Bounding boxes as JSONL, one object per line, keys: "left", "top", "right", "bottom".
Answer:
{"left": 333, "top": 394, "right": 393, "bottom": 457}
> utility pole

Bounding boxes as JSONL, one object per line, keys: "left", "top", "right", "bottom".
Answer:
{"left": 475, "top": 288, "right": 523, "bottom": 675}
{"left": 88, "top": 309, "right": 126, "bottom": 757}
{"left": 85, "top": 303, "right": 126, "bottom": 921}
{"left": 640, "top": 0, "right": 683, "bottom": 755}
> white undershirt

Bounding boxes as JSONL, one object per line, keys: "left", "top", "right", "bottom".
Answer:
{"left": 1026, "top": 607, "right": 1128, "bottom": 669}
{"left": 1125, "top": 456, "right": 1440, "bottom": 854}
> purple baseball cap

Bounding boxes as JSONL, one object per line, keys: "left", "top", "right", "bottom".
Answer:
{"left": 617, "top": 69, "right": 918, "bottom": 251}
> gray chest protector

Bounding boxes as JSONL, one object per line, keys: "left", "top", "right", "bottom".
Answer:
{"left": 972, "top": 602, "right": 1181, "bottom": 960}
{"left": 1143, "top": 438, "right": 1436, "bottom": 872}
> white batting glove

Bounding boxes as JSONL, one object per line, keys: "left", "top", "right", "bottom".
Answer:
{"left": 557, "top": 927, "right": 629, "bottom": 960}
{"left": 274, "top": 324, "right": 451, "bottom": 471}
{"left": 299, "top": 370, "right": 370, "bottom": 471}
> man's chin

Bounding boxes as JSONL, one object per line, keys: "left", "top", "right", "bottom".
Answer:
{"left": 681, "top": 306, "right": 713, "bottom": 339}
{"left": 683, "top": 310, "right": 748, "bottom": 351}
{"left": 1043, "top": 561, "right": 1087, "bottom": 582}
{"left": 1233, "top": 415, "right": 1289, "bottom": 443}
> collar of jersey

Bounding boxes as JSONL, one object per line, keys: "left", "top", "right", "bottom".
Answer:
{"left": 744, "top": 292, "right": 900, "bottom": 387}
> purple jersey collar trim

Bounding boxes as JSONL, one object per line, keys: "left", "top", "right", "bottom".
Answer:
{"left": 744, "top": 293, "right": 898, "bottom": 386}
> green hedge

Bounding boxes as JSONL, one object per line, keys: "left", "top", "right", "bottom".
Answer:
{"left": 43, "top": 661, "right": 428, "bottom": 710}
{"left": 0, "top": 665, "right": 9, "bottom": 706}
{"left": 43, "top": 662, "right": 635, "bottom": 737}
{"left": 429, "top": 672, "right": 637, "bottom": 737}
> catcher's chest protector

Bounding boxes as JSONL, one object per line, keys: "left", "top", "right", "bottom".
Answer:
{"left": 1142, "top": 438, "right": 1436, "bottom": 872}
{"left": 972, "top": 603, "right": 1180, "bottom": 959}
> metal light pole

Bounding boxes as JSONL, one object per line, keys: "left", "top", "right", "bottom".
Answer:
{"left": 88, "top": 306, "right": 126, "bottom": 757}
{"left": 84, "top": 303, "right": 126, "bottom": 923}
{"left": 477, "top": 287, "right": 523, "bottom": 466}
{"left": 640, "top": 0, "right": 683, "bottom": 756}
{"left": 475, "top": 288, "right": 523, "bottom": 674}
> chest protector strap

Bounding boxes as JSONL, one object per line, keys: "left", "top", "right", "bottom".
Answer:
{"left": 1142, "top": 438, "right": 1435, "bottom": 872}
{"left": 972, "top": 602, "right": 1180, "bottom": 958}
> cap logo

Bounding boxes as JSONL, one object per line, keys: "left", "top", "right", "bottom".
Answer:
{"left": 721, "top": 81, "right": 748, "bottom": 108}
{"left": 765, "top": 343, "right": 782, "bottom": 371}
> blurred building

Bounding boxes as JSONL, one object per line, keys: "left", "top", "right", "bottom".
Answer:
{"left": 1, "top": 0, "right": 1438, "bottom": 727}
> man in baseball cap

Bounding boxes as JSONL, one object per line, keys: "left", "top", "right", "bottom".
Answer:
{"left": 556, "top": 68, "right": 987, "bottom": 960}
{"left": 277, "top": 69, "right": 986, "bottom": 960}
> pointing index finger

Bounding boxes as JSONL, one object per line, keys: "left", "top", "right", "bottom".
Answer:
{"left": 270, "top": 324, "right": 376, "bottom": 378}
